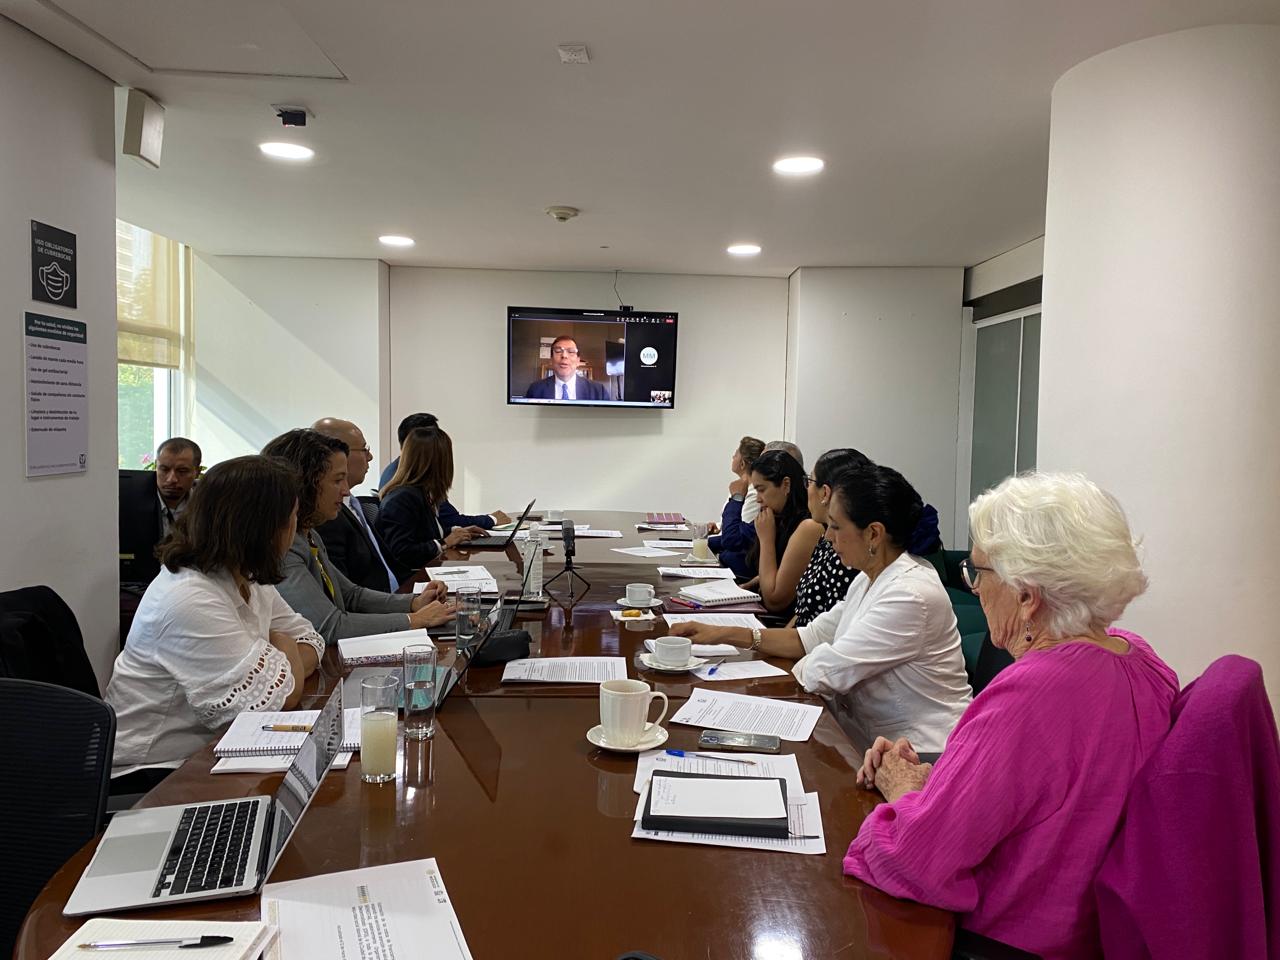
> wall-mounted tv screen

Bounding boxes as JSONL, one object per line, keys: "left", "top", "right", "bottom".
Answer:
{"left": 506, "top": 306, "right": 678, "bottom": 409}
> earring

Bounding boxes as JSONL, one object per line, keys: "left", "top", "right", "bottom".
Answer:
{"left": 1023, "top": 621, "right": 1033, "bottom": 646}
{"left": 868, "top": 544, "right": 877, "bottom": 559}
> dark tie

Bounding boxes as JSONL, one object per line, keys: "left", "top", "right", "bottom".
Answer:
{"left": 560, "top": 382, "right": 569, "bottom": 400}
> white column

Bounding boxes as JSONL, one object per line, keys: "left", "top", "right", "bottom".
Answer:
{"left": 1039, "top": 25, "right": 1280, "bottom": 709}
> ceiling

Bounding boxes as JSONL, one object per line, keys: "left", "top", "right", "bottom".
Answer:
{"left": 4, "top": 0, "right": 1279, "bottom": 277}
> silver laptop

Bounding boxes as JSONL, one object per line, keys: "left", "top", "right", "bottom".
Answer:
{"left": 65, "top": 685, "right": 346, "bottom": 916}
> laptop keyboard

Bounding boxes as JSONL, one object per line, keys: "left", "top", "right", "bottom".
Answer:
{"left": 152, "top": 800, "right": 258, "bottom": 898}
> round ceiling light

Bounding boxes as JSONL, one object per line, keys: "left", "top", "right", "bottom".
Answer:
{"left": 378, "top": 235, "right": 415, "bottom": 247}
{"left": 772, "top": 156, "right": 825, "bottom": 176}
{"left": 727, "top": 243, "right": 762, "bottom": 257}
{"left": 259, "top": 141, "right": 314, "bottom": 161}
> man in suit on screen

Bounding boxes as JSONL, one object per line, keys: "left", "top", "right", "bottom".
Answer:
{"left": 524, "top": 335, "right": 612, "bottom": 401}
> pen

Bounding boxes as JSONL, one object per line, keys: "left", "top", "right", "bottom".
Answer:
{"left": 79, "top": 935, "right": 234, "bottom": 950}
{"left": 668, "top": 597, "right": 702, "bottom": 609}
{"left": 665, "top": 749, "right": 757, "bottom": 765}
{"left": 261, "top": 723, "right": 311, "bottom": 732}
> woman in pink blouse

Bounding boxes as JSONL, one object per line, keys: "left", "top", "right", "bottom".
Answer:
{"left": 846, "top": 473, "right": 1178, "bottom": 960}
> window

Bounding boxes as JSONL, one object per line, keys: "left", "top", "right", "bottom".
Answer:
{"left": 116, "top": 221, "right": 193, "bottom": 467}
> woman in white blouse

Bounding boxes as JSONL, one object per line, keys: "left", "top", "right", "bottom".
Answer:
{"left": 106, "top": 455, "right": 325, "bottom": 788}
{"left": 672, "top": 462, "right": 971, "bottom": 753}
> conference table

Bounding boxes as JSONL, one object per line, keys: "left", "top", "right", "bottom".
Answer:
{"left": 17, "top": 511, "right": 956, "bottom": 960}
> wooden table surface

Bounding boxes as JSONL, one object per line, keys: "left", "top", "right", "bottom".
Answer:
{"left": 17, "top": 512, "right": 955, "bottom": 960}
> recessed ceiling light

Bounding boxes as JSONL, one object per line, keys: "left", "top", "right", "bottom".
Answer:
{"left": 772, "top": 156, "right": 824, "bottom": 176}
{"left": 727, "top": 243, "right": 762, "bottom": 257}
{"left": 259, "top": 141, "right": 314, "bottom": 161}
{"left": 379, "top": 235, "right": 415, "bottom": 247}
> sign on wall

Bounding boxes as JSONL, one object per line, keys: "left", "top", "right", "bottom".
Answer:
{"left": 24, "top": 312, "right": 88, "bottom": 477}
{"left": 31, "top": 219, "right": 77, "bottom": 308}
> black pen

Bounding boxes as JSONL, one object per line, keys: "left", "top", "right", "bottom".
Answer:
{"left": 79, "top": 935, "right": 234, "bottom": 950}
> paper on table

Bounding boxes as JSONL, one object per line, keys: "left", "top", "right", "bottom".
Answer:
{"left": 609, "top": 608, "right": 657, "bottom": 622}
{"left": 611, "top": 546, "right": 680, "bottom": 558}
{"left": 575, "top": 529, "right": 623, "bottom": 538}
{"left": 692, "top": 660, "right": 789, "bottom": 682}
{"left": 643, "top": 637, "right": 738, "bottom": 658}
{"left": 649, "top": 774, "right": 785, "bottom": 819}
{"left": 632, "top": 792, "right": 826, "bottom": 855}
{"left": 656, "top": 566, "right": 736, "bottom": 579}
{"left": 660, "top": 612, "right": 766, "bottom": 631}
{"left": 636, "top": 522, "right": 691, "bottom": 532}
{"left": 49, "top": 919, "right": 275, "bottom": 960}
{"left": 213, "top": 752, "right": 353, "bottom": 774}
{"left": 262, "top": 858, "right": 473, "bottom": 960}
{"left": 644, "top": 539, "right": 694, "bottom": 549}
{"left": 501, "top": 657, "right": 628, "bottom": 683}
{"left": 670, "top": 688, "right": 824, "bottom": 742}
{"left": 633, "top": 749, "right": 805, "bottom": 795}
{"left": 415, "top": 566, "right": 499, "bottom": 594}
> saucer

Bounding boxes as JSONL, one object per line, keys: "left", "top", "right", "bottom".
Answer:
{"left": 680, "top": 554, "right": 720, "bottom": 565}
{"left": 639, "top": 652, "right": 707, "bottom": 674}
{"left": 617, "top": 597, "right": 664, "bottom": 609}
{"left": 587, "top": 723, "right": 669, "bottom": 753}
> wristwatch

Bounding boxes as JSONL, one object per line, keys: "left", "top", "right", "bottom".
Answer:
{"left": 750, "top": 627, "right": 763, "bottom": 651}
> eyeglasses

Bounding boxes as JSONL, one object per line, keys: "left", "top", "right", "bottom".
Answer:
{"left": 551, "top": 347, "right": 579, "bottom": 356}
{"left": 353, "top": 446, "right": 372, "bottom": 456}
{"left": 959, "top": 557, "right": 996, "bottom": 590}
{"left": 802, "top": 476, "right": 817, "bottom": 488}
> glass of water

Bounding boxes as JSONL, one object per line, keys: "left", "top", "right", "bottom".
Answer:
{"left": 455, "top": 585, "right": 483, "bottom": 651}
{"left": 403, "top": 643, "right": 437, "bottom": 740}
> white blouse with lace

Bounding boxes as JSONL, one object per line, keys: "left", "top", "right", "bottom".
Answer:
{"left": 106, "top": 566, "right": 325, "bottom": 774}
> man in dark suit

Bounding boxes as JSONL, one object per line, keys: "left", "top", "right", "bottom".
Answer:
{"left": 120, "top": 437, "right": 201, "bottom": 586}
{"left": 312, "top": 418, "right": 408, "bottom": 592}
{"left": 524, "top": 335, "right": 612, "bottom": 401}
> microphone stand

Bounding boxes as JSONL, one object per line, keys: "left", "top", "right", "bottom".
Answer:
{"left": 545, "top": 518, "right": 591, "bottom": 603}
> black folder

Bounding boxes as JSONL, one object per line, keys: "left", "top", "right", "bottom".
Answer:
{"left": 640, "top": 770, "right": 789, "bottom": 840}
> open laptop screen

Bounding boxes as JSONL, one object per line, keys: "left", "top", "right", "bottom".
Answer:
{"left": 264, "top": 685, "right": 345, "bottom": 872}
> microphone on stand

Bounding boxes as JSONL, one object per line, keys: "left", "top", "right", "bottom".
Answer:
{"left": 545, "top": 516, "right": 590, "bottom": 600}
{"left": 561, "top": 518, "right": 576, "bottom": 560}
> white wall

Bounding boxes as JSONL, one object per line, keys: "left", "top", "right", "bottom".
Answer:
{"left": 1040, "top": 25, "right": 1280, "bottom": 708}
{"left": 0, "top": 19, "right": 118, "bottom": 683}
{"left": 964, "top": 236, "right": 1044, "bottom": 301}
{"left": 190, "top": 255, "right": 384, "bottom": 493}
{"left": 786, "top": 267, "right": 965, "bottom": 542}
{"left": 387, "top": 268, "right": 788, "bottom": 521}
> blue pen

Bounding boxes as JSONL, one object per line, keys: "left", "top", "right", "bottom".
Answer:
{"left": 665, "top": 749, "right": 756, "bottom": 765}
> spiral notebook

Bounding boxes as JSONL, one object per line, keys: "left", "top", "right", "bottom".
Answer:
{"left": 214, "top": 707, "right": 362, "bottom": 757}
{"left": 677, "top": 580, "right": 763, "bottom": 607}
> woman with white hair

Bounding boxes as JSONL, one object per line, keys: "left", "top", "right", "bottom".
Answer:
{"left": 845, "top": 473, "right": 1178, "bottom": 960}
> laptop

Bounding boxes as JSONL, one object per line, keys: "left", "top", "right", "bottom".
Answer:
{"left": 464, "top": 499, "right": 536, "bottom": 549}
{"left": 65, "top": 686, "right": 346, "bottom": 916}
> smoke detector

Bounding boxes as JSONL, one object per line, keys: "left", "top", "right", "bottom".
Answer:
{"left": 557, "top": 43, "right": 590, "bottom": 65}
{"left": 545, "top": 205, "right": 580, "bottom": 223}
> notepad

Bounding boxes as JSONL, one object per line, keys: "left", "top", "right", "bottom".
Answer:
{"left": 678, "top": 580, "right": 762, "bottom": 606}
{"left": 214, "top": 707, "right": 362, "bottom": 756}
{"left": 337, "top": 628, "right": 433, "bottom": 666}
{"left": 650, "top": 774, "right": 785, "bottom": 819}
{"left": 49, "top": 919, "right": 274, "bottom": 960}
{"left": 647, "top": 512, "right": 686, "bottom": 524}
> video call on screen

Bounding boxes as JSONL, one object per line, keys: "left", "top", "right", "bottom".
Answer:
{"left": 507, "top": 307, "right": 679, "bottom": 408}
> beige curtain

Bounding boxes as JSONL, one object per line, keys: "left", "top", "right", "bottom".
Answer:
{"left": 116, "top": 221, "right": 185, "bottom": 368}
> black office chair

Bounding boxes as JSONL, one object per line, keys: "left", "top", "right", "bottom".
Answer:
{"left": 0, "top": 678, "right": 115, "bottom": 958}
{"left": 0, "top": 585, "right": 101, "bottom": 698}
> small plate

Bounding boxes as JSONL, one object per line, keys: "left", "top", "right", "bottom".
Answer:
{"left": 617, "top": 597, "right": 664, "bottom": 609}
{"left": 680, "top": 554, "right": 721, "bottom": 565}
{"left": 587, "top": 723, "right": 669, "bottom": 753}
{"left": 639, "top": 652, "right": 707, "bottom": 674}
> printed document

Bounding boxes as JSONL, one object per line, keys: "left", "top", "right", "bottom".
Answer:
{"left": 611, "top": 546, "right": 680, "bottom": 557}
{"left": 633, "top": 749, "right": 805, "bottom": 796}
{"left": 691, "top": 660, "right": 789, "bottom": 682}
{"left": 670, "top": 689, "right": 823, "bottom": 742}
{"left": 262, "top": 858, "right": 472, "bottom": 960}
{"left": 657, "top": 566, "right": 736, "bottom": 579}
{"left": 501, "top": 657, "right": 628, "bottom": 683}
{"left": 660, "top": 613, "right": 766, "bottom": 631}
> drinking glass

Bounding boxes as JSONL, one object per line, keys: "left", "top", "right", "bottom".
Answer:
{"left": 691, "top": 521, "right": 712, "bottom": 560}
{"left": 360, "top": 674, "right": 399, "bottom": 784}
{"left": 403, "top": 643, "right": 437, "bottom": 740}
{"left": 455, "top": 585, "right": 483, "bottom": 651}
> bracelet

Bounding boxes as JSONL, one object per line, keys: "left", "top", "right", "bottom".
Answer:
{"left": 750, "top": 627, "right": 763, "bottom": 651}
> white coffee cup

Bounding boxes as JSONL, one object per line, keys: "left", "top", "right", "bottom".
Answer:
{"left": 599, "top": 679, "right": 668, "bottom": 747}
{"left": 625, "top": 582, "right": 655, "bottom": 605}
{"left": 654, "top": 635, "right": 692, "bottom": 667}
{"left": 545, "top": 508, "right": 564, "bottom": 522}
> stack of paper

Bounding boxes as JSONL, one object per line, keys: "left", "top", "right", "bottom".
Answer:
{"left": 417, "top": 565, "right": 499, "bottom": 594}
{"left": 656, "top": 566, "right": 736, "bottom": 579}
{"left": 501, "top": 657, "right": 628, "bottom": 683}
{"left": 636, "top": 522, "right": 691, "bottom": 532}
{"left": 669, "top": 688, "right": 824, "bottom": 742}
{"left": 262, "top": 859, "right": 473, "bottom": 960}
{"left": 611, "top": 546, "right": 679, "bottom": 558}
{"left": 212, "top": 753, "right": 353, "bottom": 774}
{"left": 644, "top": 539, "right": 693, "bottom": 549}
{"left": 338, "top": 627, "right": 433, "bottom": 666}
